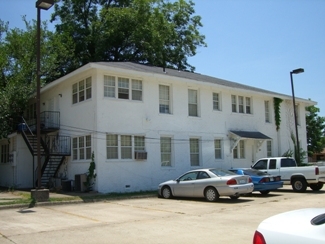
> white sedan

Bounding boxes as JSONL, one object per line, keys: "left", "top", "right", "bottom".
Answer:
{"left": 253, "top": 208, "right": 325, "bottom": 244}
{"left": 158, "top": 168, "right": 254, "bottom": 202}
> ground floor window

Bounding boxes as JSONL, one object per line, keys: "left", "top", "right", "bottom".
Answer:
{"left": 106, "top": 134, "right": 146, "bottom": 160}
{"left": 160, "top": 137, "right": 172, "bottom": 166}
{"left": 190, "top": 138, "right": 200, "bottom": 166}
{"left": 72, "top": 135, "right": 91, "bottom": 160}
{"left": 214, "top": 139, "right": 223, "bottom": 159}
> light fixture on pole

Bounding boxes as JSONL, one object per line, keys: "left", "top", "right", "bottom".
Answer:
{"left": 290, "top": 68, "right": 304, "bottom": 164}
{"left": 36, "top": 0, "right": 54, "bottom": 189}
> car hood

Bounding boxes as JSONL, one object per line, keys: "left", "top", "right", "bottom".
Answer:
{"left": 159, "top": 180, "right": 176, "bottom": 186}
{"left": 258, "top": 208, "right": 325, "bottom": 243}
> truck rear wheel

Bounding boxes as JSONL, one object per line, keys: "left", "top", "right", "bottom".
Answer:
{"left": 292, "top": 178, "right": 307, "bottom": 192}
{"left": 309, "top": 183, "right": 324, "bottom": 191}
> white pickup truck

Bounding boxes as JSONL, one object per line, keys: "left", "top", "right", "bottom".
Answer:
{"left": 251, "top": 157, "right": 325, "bottom": 192}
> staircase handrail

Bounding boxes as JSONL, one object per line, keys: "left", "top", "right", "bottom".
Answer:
{"left": 21, "top": 116, "right": 34, "bottom": 136}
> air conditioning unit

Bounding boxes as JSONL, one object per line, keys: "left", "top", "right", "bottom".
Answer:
{"left": 134, "top": 151, "right": 147, "bottom": 160}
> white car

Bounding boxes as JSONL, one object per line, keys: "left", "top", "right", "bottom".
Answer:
{"left": 253, "top": 208, "right": 325, "bottom": 244}
{"left": 158, "top": 168, "right": 254, "bottom": 202}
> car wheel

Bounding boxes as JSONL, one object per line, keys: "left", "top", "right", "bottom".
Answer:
{"left": 204, "top": 187, "right": 219, "bottom": 202}
{"left": 309, "top": 183, "right": 324, "bottom": 191}
{"left": 161, "top": 186, "right": 172, "bottom": 199}
{"left": 292, "top": 178, "right": 307, "bottom": 192}
{"left": 230, "top": 196, "right": 240, "bottom": 200}
{"left": 260, "top": 190, "right": 270, "bottom": 195}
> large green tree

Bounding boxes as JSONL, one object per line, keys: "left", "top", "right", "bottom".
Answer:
{"left": 51, "top": 0, "right": 206, "bottom": 72}
{"left": 306, "top": 106, "right": 325, "bottom": 157}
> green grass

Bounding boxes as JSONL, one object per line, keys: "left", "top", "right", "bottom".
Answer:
{"left": 0, "top": 189, "right": 157, "bottom": 206}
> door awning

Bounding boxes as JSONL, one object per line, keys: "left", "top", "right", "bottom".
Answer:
{"left": 229, "top": 130, "right": 271, "bottom": 140}
{"left": 229, "top": 130, "right": 271, "bottom": 152}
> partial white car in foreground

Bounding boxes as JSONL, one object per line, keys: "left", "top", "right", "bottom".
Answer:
{"left": 158, "top": 168, "right": 253, "bottom": 202}
{"left": 253, "top": 208, "right": 325, "bottom": 244}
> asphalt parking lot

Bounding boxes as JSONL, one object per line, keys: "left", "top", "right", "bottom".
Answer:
{"left": 0, "top": 185, "right": 324, "bottom": 244}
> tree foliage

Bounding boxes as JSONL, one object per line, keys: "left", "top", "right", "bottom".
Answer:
{"left": 0, "top": 18, "right": 74, "bottom": 139}
{"left": 51, "top": 0, "right": 206, "bottom": 72}
{"left": 306, "top": 105, "right": 325, "bottom": 157}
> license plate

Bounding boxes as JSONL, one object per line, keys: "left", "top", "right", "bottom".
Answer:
{"left": 239, "top": 179, "right": 246, "bottom": 184}
{"left": 270, "top": 178, "right": 274, "bottom": 181}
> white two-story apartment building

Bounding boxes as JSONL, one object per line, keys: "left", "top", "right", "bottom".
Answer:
{"left": 0, "top": 62, "right": 315, "bottom": 193}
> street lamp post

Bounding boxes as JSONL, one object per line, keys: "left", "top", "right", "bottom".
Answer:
{"left": 35, "top": 0, "right": 54, "bottom": 189}
{"left": 290, "top": 68, "right": 304, "bottom": 164}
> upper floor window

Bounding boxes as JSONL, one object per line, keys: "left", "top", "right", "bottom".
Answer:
{"left": 231, "top": 95, "right": 237, "bottom": 112}
{"left": 213, "top": 92, "right": 221, "bottom": 111}
{"left": 161, "top": 137, "right": 172, "bottom": 167}
{"left": 104, "top": 75, "right": 116, "bottom": 98}
{"left": 239, "top": 96, "right": 244, "bottom": 113}
{"left": 104, "top": 75, "right": 142, "bottom": 101}
{"left": 72, "top": 135, "right": 91, "bottom": 160}
{"left": 231, "top": 95, "right": 252, "bottom": 114}
{"left": 190, "top": 138, "right": 200, "bottom": 166}
{"left": 188, "top": 89, "right": 198, "bottom": 117}
{"left": 72, "top": 77, "right": 92, "bottom": 104}
{"left": 214, "top": 139, "right": 223, "bottom": 159}
{"left": 265, "top": 101, "right": 270, "bottom": 123}
{"left": 159, "top": 85, "right": 171, "bottom": 114}
{"left": 118, "top": 77, "right": 129, "bottom": 99}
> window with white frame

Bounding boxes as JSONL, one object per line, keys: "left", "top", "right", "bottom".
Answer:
{"left": 0, "top": 144, "right": 9, "bottom": 163}
{"left": 160, "top": 137, "right": 172, "bottom": 166}
{"left": 121, "top": 135, "right": 132, "bottom": 159}
{"left": 106, "top": 134, "right": 118, "bottom": 159}
{"left": 190, "top": 138, "right": 200, "bottom": 166}
{"left": 265, "top": 101, "right": 270, "bottom": 123}
{"left": 233, "top": 140, "right": 245, "bottom": 159}
{"left": 231, "top": 95, "right": 252, "bottom": 114}
{"left": 213, "top": 92, "right": 221, "bottom": 111}
{"left": 72, "top": 77, "right": 92, "bottom": 104}
{"left": 159, "top": 85, "right": 171, "bottom": 114}
{"left": 132, "top": 79, "right": 142, "bottom": 101}
{"left": 188, "top": 89, "right": 198, "bottom": 117}
{"left": 231, "top": 95, "right": 237, "bottom": 112}
{"left": 72, "top": 135, "right": 91, "bottom": 160}
{"left": 104, "top": 75, "right": 142, "bottom": 101}
{"left": 238, "top": 96, "right": 244, "bottom": 113}
{"left": 118, "top": 77, "right": 129, "bottom": 99}
{"left": 246, "top": 97, "right": 251, "bottom": 114}
{"left": 104, "top": 75, "right": 116, "bottom": 98}
{"left": 214, "top": 139, "right": 222, "bottom": 159}
{"left": 134, "top": 136, "right": 145, "bottom": 151}
{"left": 106, "top": 134, "right": 146, "bottom": 160}
{"left": 267, "top": 140, "right": 272, "bottom": 157}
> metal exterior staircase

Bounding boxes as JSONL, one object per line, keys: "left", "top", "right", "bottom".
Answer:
{"left": 19, "top": 116, "right": 70, "bottom": 188}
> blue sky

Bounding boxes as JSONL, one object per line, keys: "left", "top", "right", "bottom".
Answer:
{"left": 1, "top": 0, "right": 324, "bottom": 116}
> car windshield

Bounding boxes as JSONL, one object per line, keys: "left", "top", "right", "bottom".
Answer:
{"left": 242, "top": 169, "right": 268, "bottom": 176}
{"left": 209, "top": 169, "right": 236, "bottom": 176}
